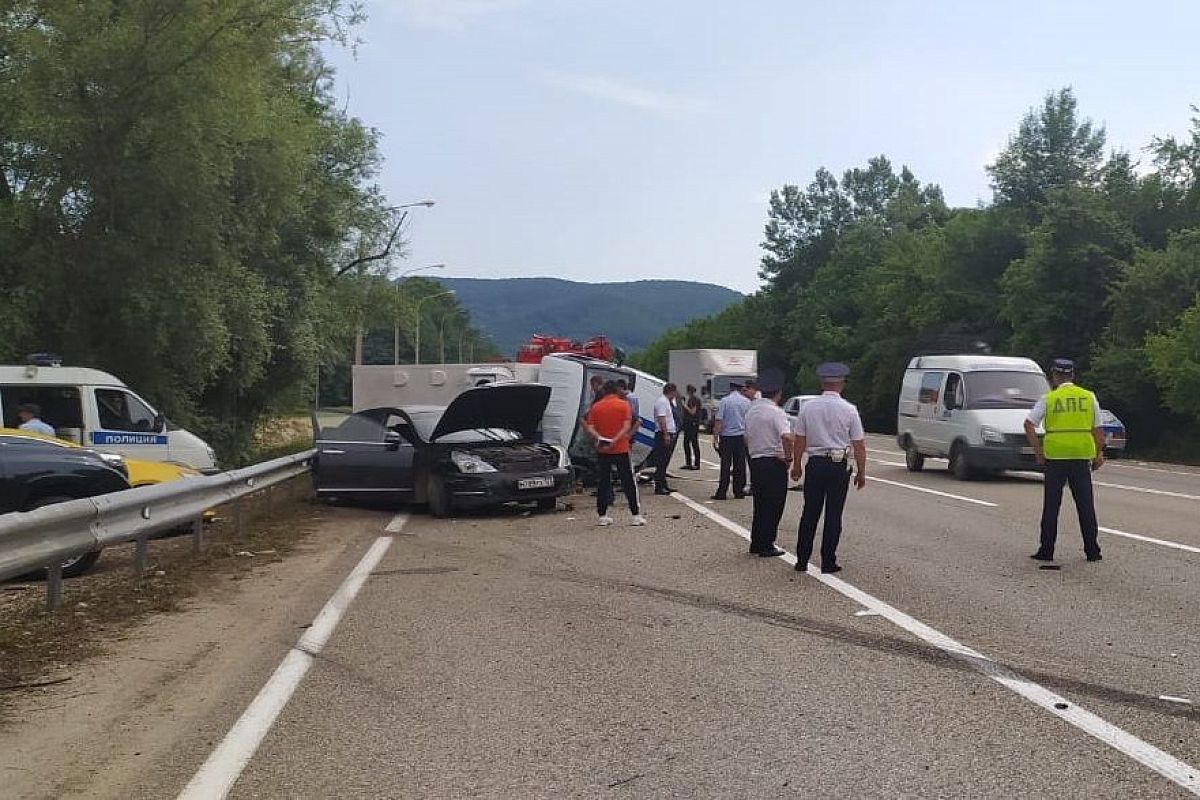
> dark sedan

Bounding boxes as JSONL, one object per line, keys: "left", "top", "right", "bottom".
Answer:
{"left": 0, "top": 432, "right": 131, "bottom": 575}
{"left": 312, "top": 383, "right": 573, "bottom": 516}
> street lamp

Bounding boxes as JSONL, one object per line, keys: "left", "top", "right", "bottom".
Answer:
{"left": 394, "top": 264, "right": 445, "bottom": 364}
{"left": 414, "top": 289, "right": 455, "bottom": 365}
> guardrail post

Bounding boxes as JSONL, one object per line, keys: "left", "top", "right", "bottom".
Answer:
{"left": 46, "top": 564, "right": 63, "bottom": 612}
{"left": 191, "top": 517, "right": 204, "bottom": 555}
{"left": 235, "top": 497, "right": 244, "bottom": 539}
{"left": 134, "top": 535, "right": 148, "bottom": 576}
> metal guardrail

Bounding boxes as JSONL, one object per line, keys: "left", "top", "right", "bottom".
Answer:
{"left": 0, "top": 450, "right": 314, "bottom": 609}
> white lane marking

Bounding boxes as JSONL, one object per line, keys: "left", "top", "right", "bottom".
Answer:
{"left": 385, "top": 513, "right": 410, "bottom": 533}
{"left": 700, "top": 459, "right": 721, "bottom": 469}
{"left": 668, "top": 492, "right": 1200, "bottom": 794}
{"left": 868, "top": 458, "right": 908, "bottom": 468}
{"left": 1100, "top": 526, "right": 1200, "bottom": 555}
{"left": 1160, "top": 696, "right": 1193, "bottom": 705}
{"left": 869, "top": 449, "right": 909, "bottom": 458}
{"left": 866, "top": 476, "right": 998, "bottom": 507}
{"left": 1095, "top": 480, "right": 1200, "bottom": 502}
{"left": 1111, "top": 462, "right": 1200, "bottom": 478}
{"left": 177, "top": 525, "right": 401, "bottom": 800}
{"left": 854, "top": 609, "right": 881, "bottom": 617}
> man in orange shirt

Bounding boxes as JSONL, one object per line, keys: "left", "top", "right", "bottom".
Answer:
{"left": 582, "top": 381, "right": 646, "bottom": 527}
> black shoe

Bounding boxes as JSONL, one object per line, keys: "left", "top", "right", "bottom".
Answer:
{"left": 821, "top": 564, "right": 842, "bottom": 574}
{"left": 710, "top": 494, "right": 727, "bottom": 501}
{"left": 794, "top": 562, "right": 807, "bottom": 572}
{"left": 1030, "top": 551, "right": 1054, "bottom": 562}
{"left": 1086, "top": 552, "right": 1103, "bottom": 562}
{"left": 756, "top": 546, "right": 786, "bottom": 558}
{"left": 654, "top": 487, "right": 673, "bottom": 495}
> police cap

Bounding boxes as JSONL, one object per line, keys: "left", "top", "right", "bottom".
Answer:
{"left": 1051, "top": 358, "right": 1075, "bottom": 373}
{"left": 757, "top": 368, "right": 784, "bottom": 395}
{"left": 816, "top": 362, "right": 851, "bottom": 380}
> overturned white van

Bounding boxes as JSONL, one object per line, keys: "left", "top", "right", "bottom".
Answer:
{"left": 0, "top": 360, "right": 219, "bottom": 472}
{"left": 896, "top": 355, "right": 1049, "bottom": 480}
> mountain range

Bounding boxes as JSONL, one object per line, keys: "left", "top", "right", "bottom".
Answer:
{"left": 433, "top": 277, "right": 744, "bottom": 358}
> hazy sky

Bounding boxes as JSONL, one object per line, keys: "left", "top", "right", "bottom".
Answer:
{"left": 324, "top": 1, "right": 1200, "bottom": 293}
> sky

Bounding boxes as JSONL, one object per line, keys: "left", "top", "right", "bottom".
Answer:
{"left": 324, "top": 0, "right": 1200, "bottom": 294}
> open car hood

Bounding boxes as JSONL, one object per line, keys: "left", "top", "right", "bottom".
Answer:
{"left": 430, "top": 383, "right": 551, "bottom": 441}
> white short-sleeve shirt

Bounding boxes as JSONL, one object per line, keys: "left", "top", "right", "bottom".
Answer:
{"left": 745, "top": 398, "right": 793, "bottom": 458}
{"left": 653, "top": 395, "right": 677, "bottom": 434}
{"left": 794, "top": 391, "right": 864, "bottom": 453}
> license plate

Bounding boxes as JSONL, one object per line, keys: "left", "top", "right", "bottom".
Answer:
{"left": 1021, "top": 447, "right": 1034, "bottom": 455}
{"left": 518, "top": 476, "right": 554, "bottom": 490}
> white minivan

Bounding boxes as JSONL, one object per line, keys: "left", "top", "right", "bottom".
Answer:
{"left": 0, "top": 359, "right": 219, "bottom": 472}
{"left": 896, "top": 355, "right": 1049, "bottom": 480}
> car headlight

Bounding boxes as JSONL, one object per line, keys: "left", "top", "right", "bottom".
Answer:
{"left": 97, "top": 451, "right": 129, "bottom": 477}
{"left": 550, "top": 445, "right": 570, "bottom": 469}
{"left": 450, "top": 450, "right": 497, "bottom": 474}
{"left": 980, "top": 426, "right": 1005, "bottom": 444}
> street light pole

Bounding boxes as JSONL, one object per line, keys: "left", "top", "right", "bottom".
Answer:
{"left": 393, "top": 264, "right": 445, "bottom": 365}
{"left": 414, "top": 289, "right": 455, "bottom": 365}
{"left": 355, "top": 200, "right": 436, "bottom": 366}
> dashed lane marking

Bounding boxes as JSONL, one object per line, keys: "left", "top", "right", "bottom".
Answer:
{"left": 668, "top": 492, "right": 1200, "bottom": 795}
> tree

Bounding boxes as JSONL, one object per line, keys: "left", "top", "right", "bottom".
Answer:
{"left": 988, "top": 88, "right": 1106, "bottom": 211}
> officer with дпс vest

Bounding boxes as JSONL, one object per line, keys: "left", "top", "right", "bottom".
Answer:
{"left": 1024, "top": 358, "right": 1105, "bottom": 563}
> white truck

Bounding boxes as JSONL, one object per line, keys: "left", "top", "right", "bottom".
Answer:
{"left": 352, "top": 363, "right": 538, "bottom": 411}
{"left": 668, "top": 349, "right": 758, "bottom": 432}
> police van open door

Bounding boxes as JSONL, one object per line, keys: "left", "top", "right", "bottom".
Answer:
{"left": 89, "top": 386, "right": 171, "bottom": 461}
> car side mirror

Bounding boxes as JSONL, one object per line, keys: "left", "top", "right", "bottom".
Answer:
{"left": 384, "top": 431, "right": 402, "bottom": 451}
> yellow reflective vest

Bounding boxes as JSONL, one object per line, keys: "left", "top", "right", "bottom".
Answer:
{"left": 1043, "top": 384, "right": 1098, "bottom": 460}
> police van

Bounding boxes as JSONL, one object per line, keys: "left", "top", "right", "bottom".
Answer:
{"left": 896, "top": 355, "right": 1049, "bottom": 480}
{"left": 0, "top": 357, "right": 219, "bottom": 472}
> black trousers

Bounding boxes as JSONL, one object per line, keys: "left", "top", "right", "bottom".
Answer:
{"left": 796, "top": 456, "right": 851, "bottom": 567}
{"left": 749, "top": 457, "right": 788, "bottom": 552}
{"left": 652, "top": 433, "right": 678, "bottom": 490}
{"left": 682, "top": 426, "right": 701, "bottom": 468}
{"left": 715, "top": 435, "right": 747, "bottom": 497}
{"left": 597, "top": 453, "right": 639, "bottom": 516}
{"left": 1040, "top": 459, "right": 1100, "bottom": 557}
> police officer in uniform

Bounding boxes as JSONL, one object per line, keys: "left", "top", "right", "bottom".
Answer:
{"left": 744, "top": 368, "right": 792, "bottom": 557}
{"left": 789, "top": 362, "right": 866, "bottom": 573}
{"left": 1024, "top": 358, "right": 1105, "bottom": 562}
{"left": 711, "top": 380, "right": 753, "bottom": 500}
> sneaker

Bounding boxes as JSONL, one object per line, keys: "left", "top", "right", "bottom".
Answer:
{"left": 630, "top": 515, "right": 647, "bottom": 526}
{"left": 598, "top": 515, "right": 615, "bottom": 526}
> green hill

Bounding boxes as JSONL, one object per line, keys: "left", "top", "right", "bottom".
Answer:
{"left": 434, "top": 277, "right": 743, "bottom": 358}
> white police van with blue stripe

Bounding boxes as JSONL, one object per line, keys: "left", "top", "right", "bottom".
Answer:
{"left": 0, "top": 357, "right": 218, "bottom": 472}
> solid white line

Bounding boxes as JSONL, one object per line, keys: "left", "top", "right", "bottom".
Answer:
{"left": 866, "top": 476, "right": 998, "bottom": 507}
{"left": 385, "top": 513, "right": 409, "bottom": 533}
{"left": 1100, "top": 526, "right": 1200, "bottom": 555}
{"left": 668, "top": 492, "right": 1200, "bottom": 794}
{"left": 1160, "top": 695, "right": 1193, "bottom": 705}
{"left": 177, "top": 526, "right": 401, "bottom": 800}
{"left": 1095, "top": 480, "right": 1200, "bottom": 502}
{"left": 868, "top": 458, "right": 909, "bottom": 468}
{"left": 1111, "top": 462, "right": 1200, "bottom": 478}
{"left": 700, "top": 459, "right": 721, "bottom": 469}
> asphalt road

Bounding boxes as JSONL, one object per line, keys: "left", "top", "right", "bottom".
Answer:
{"left": 131, "top": 432, "right": 1194, "bottom": 799}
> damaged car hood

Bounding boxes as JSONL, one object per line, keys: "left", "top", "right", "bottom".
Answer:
{"left": 430, "top": 383, "right": 551, "bottom": 442}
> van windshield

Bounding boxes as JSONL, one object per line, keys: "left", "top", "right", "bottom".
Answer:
{"left": 963, "top": 372, "right": 1049, "bottom": 409}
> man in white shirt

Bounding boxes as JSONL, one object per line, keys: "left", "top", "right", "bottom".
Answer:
{"left": 17, "top": 404, "right": 57, "bottom": 436}
{"left": 651, "top": 383, "right": 679, "bottom": 495}
{"left": 744, "top": 369, "right": 793, "bottom": 557}
{"left": 790, "top": 363, "right": 866, "bottom": 574}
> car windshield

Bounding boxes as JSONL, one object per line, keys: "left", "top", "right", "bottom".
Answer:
{"left": 406, "top": 410, "right": 520, "bottom": 443}
{"left": 963, "top": 372, "right": 1049, "bottom": 409}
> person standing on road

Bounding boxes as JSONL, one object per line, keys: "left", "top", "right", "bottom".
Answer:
{"left": 16, "top": 403, "right": 56, "bottom": 436}
{"left": 744, "top": 369, "right": 793, "bottom": 557}
{"left": 790, "top": 363, "right": 866, "bottom": 574}
{"left": 680, "top": 385, "right": 702, "bottom": 470}
{"left": 651, "top": 383, "right": 679, "bottom": 495}
{"left": 1025, "top": 358, "right": 1105, "bottom": 562}
{"left": 616, "top": 379, "right": 641, "bottom": 443}
{"left": 582, "top": 381, "right": 646, "bottom": 527}
{"left": 712, "top": 380, "right": 752, "bottom": 500}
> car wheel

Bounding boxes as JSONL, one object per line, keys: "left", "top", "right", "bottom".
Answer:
{"left": 903, "top": 440, "right": 925, "bottom": 472}
{"left": 427, "top": 475, "right": 452, "bottom": 518}
{"left": 537, "top": 497, "right": 557, "bottom": 512}
{"left": 948, "top": 443, "right": 973, "bottom": 481}
{"left": 26, "top": 495, "right": 103, "bottom": 577}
